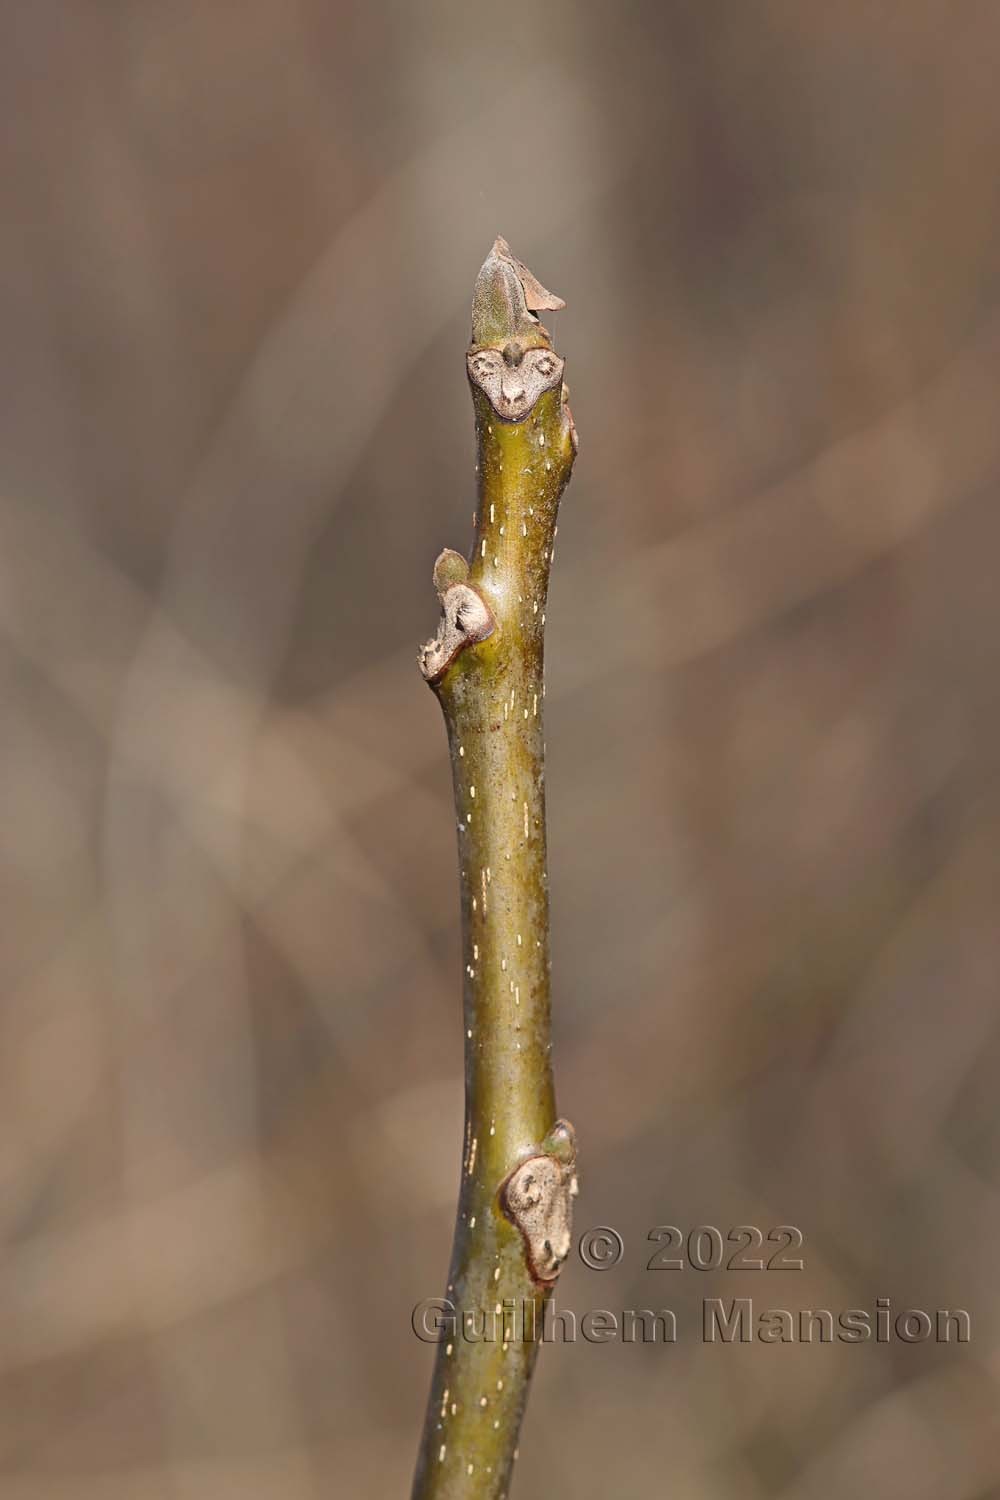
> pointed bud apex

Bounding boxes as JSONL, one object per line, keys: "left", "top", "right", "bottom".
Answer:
{"left": 471, "top": 236, "right": 565, "bottom": 350}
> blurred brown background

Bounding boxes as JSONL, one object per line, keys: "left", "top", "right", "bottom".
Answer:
{"left": 2, "top": 1, "right": 999, "bottom": 1496}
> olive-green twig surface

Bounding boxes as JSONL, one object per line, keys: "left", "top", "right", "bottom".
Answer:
{"left": 411, "top": 238, "right": 579, "bottom": 1499}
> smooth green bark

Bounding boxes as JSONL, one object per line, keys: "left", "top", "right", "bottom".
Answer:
{"left": 411, "top": 241, "right": 577, "bottom": 1499}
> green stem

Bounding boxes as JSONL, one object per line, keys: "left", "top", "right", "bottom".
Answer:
{"left": 411, "top": 240, "right": 578, "bottom": 1499}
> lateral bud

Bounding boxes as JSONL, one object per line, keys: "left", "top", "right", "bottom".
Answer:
{"left": 432, "top": 547, "right": 470, "bottom": 598}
